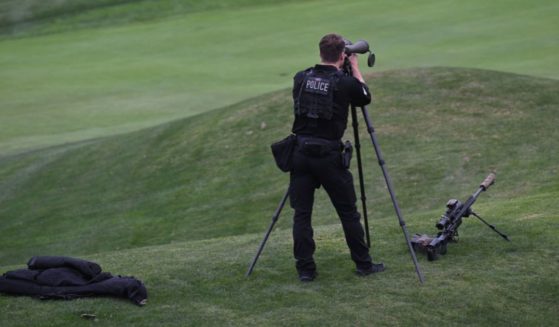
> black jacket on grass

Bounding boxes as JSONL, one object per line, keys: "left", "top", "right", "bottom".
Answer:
{"left": 0, "top": 256, "right": 147, "bottom": 306}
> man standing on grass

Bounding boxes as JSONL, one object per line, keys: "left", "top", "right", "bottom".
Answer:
{"left": 289, "top": 33, "right": 384, "bottom": 282}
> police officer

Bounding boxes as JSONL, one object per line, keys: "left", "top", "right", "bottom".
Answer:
{"left": 290, "top": 33, "right": 385, "bottom": 282}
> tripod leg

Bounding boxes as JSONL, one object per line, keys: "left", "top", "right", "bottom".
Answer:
{"left": 471, "top": 212, "right": 510, "bottom": 241}
{"left": 246, "top": 188, "right": 290, "bottom": 277}
{"left": 351, "top": 105, "right": 371, "bottom": 248}
{"left": 360, "top": 105, "right": 425, "bottom": 284}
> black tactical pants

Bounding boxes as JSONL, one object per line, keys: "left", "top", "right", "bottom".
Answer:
{"left": 289, "top": 137, "right": 372, "bottom": 274}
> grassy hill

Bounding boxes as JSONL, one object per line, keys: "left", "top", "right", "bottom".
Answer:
{"left": 1, "top": 66, "right": 557, "bottom": 258}
{"left": 1, "top": 1, "right": 557, "bottom": 324}
{"left": 1, "top": 0, "right": 557, "bottom": 155}
{"left": 0, "top": 68, "right": 558, "bottom": 325}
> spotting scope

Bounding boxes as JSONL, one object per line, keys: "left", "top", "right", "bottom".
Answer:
{"left": 344, "top": 39, "right": 375, "bottom": 67}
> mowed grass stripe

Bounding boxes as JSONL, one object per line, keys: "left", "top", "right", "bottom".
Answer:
{"left": 1, "top": 0, "right": 557, "bottom": 154}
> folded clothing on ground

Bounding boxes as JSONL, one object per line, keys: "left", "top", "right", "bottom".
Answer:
{"left": 0, "top": 256, "right": 147, "bottom": 306}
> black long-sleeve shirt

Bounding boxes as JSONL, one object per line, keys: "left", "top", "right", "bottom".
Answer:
{"left": 291, "top": 64, "right": 371, "bottom": 140}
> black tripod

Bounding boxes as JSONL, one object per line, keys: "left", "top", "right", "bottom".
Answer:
{"left": 246, "top": 59, "right": 424, "bottom": 284}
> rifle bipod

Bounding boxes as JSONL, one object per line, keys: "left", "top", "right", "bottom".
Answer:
{"left": 471, "top": 211, "right": 510, "bottom": 242}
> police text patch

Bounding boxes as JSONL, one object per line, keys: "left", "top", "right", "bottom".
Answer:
{"left": 304, "top": 77, "right": 330, "bottom": 95}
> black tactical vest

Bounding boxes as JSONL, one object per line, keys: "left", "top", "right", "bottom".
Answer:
{"left": 294, "top": 69, "right": 341, "bottom": 120}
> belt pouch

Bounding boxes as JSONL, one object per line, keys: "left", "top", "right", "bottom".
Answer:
{"left": 271, "top": 134, "right": 297, "bottom": 172}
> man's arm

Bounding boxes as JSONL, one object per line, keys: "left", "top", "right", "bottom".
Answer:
{"left": 350, "top": 81, "right": 372, "bottom": 107}
{"left": 348, "top": 54, "right": 366, "bottom": 84}
{"left": 347, "top": 54, "right": 372, "bottom": 107}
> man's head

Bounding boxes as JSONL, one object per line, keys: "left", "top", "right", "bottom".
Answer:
{"left": 319, "top": 33, "right": 346, "bottom": 66}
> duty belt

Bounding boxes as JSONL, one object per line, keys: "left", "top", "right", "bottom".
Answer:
{"left": 296, "top": 135, "right": 342, "bottom": 152}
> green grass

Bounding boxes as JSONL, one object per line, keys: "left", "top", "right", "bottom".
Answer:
{"left": 0, "top": 66, "right": 557, "bottom": 261}
{"left": 1, "top": 67, "right": 558, "bottom": 263}
{"left": 0, "top": 1, "right": 558, "bottom": 324}
{"left": 0, "top": 190, "right": 557, "bottom": 326}
{"left": 1, "top": 67, "right": 558, "bottom": 325}
{"left": 0, "top": 0, "right": 302, "bottom": 37}
{"left": 1, "top": 0, "right": 557, "bottom": 154}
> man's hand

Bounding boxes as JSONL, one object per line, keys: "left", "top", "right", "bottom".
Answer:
{"left": 348, "top": 54, "right": 366, "bottom": 84}
{"left": 348, "top": 53, "right": 359, "bottom": 68}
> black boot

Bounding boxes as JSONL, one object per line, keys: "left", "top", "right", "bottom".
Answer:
{"left": 356, "top": 263, "right": 385, "bottom": 276}
{"left": 298, "top": 270, "right": 318, "bottom": 282}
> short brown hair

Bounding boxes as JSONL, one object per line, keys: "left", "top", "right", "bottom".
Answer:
{"left": 319, "top": 33, "right": 345, "bottom": 63}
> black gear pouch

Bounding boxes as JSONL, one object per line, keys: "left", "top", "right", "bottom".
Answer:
{"left": 342, "top": 140, "right": 353, "bottom": 169}
{"left": 271, "top": 134, "right": 297, "bottom": 172}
